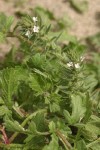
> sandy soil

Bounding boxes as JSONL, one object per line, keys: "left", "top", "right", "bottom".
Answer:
{"left": 0, "top": 0, "right": 100, "bottom": 55}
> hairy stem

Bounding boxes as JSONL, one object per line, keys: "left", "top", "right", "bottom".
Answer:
{"left": 56, "top": 129, "right": 72, "bottom": 150}
{"left": 0, "top": 126, "right": 10, "bottom": 144}
{"left": 7, "top": 32, "right": 33, "bottom": 45}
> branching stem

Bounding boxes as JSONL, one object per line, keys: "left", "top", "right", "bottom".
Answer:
{"left": 9, "top": 109, "right": 47, "bottom": 143}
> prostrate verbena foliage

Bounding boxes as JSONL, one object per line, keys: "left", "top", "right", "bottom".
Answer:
{"left": 0, "top": 13, "right": 100, "bottom": 150}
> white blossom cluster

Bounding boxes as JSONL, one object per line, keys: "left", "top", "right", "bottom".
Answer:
{"left": 67, "top": 56, "right": 85, "bottom": 69}
{"left": 25, "top": 17, "right": 39, "bottom": 38}
{"left": 67, "top": 62, "right": 80, "bottom": 68}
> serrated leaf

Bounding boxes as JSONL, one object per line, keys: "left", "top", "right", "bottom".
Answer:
{"left": 34, "top": 68, "right": 49, "bottom": 79}
{"left": 50, "top": 102, "right": 60, "bottom": 112}
{"left": 0, "top": 13, "right": 13, "bottom": 33}
{"left": 82, "top": 121, "right": 100, "bottom": 141}
{"left": 4, "top": 117, "right": 25, "bottom": 132}
{"left": 85, "top": 123, "right": 100, "bottom": 137}
{"left": 63, "top": 42, "right": 86, "bottom": 61}
{"left": 28, "top": 121, "right": 37, "bottom": 134}
{"left": 28, "top": 74, "right": 43, "bottom": 94}
{"left": 0, "top": 67, "right": 28, "bottom": 108}
{"left": 88, "top": 141, "right": 100, "bottom": 150}
{"left": 30, "top": 53, "right": 46, "bottom": 68}
{"left": 32, "top": 113, "right": 47, "bottom": 132}
{"left": 0, "top": 105, "right": 10, "bottom": 117}
{"left": 24, "top": 135, "right": 45, "bottom": 149}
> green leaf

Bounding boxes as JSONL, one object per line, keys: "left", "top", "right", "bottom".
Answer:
{"left": 0, "top": 97, "right": 4, "bottom": 105}
{"left": 84, "top": 123, "right": 100, "bottom": 138}
{"left": 6, "top": 16, "right": 14, "bottom": 31}
{"left": 34, "top": 7, "right": 55, "bottom": 26}
{"left": 24, "top": 135, "right": 45, "bottom": 149}
{"left": 4, "top": 46, "right": 17, "bottom": 66}
{"left": 71, "top": 0, "right": 88, "bottom": 13}
{"left": 83, "top": 94, "right": 92, "bottom": 123}
{"left": 28, "top": 74, "right": 43, "bottom": 94}
{"left": 76, "top": 140, "right": 87, "bottom": 150}
{"left": 0, "top": 67, "right": 28, "bottom": 108}
{"left": 0, "top": 32, "right": 5, "bottom": 42}
{"left": 50, "top": 102, "right": 60, "bottom": 112}
{"left": 84, "top": 74, "right": 98, "bottom": 93}
{"left": 0, "top": 12, "right": 99, "bottom": 150}
{"left": 63, "top": 110, "right": 71, "bottom": 124}
{"left": 0, "top": 105, "right": 10, "bottom": 117}
{"left": 57, "top": 16, "right": 73, "bottom": 30}
{"left": 0, "top": 13, "right": 13, "bottom": 33}
{"left": 28, "top": 121, "right": 37, "bottom": 134}
{"left": 87, "top": 141, "right": 100, "bottom": 150}
{"left": 29, "top": 53, "right": 46, "bottom": 69}
{"left": 43, "top": 134, "right": 60, "bottom": 150}
{"left": 91, "top": 115, "right": 100, "bottom": 123}
{"left": 34, "top": 68, "right": 49, "bottom": 79}
{"left": 48, "top": 31, "right": 77, "bottom": 43}
{"left": 4, "top": 117, "right": 25, "bottom": 132}
{"left": 49, "top": 121, "right": 56, "bottom": 133}
{"left": 28, "top": 114, "right": 48, "bottom": 135}
{"left": 63, "top": 42, "right": 86, "bottom": 61}
{"left": 32, "top": 113, "right": 47, "bottom": 132}
{"left": 0, "top": 13, "right": 7, "bottom": 32}
{"left": 70, "top": 95, "right": 86, "bottom": 124}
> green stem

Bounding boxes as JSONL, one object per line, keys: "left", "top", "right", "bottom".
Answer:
{"left": 56, "top": 129, "right": 72, "bottom": 150}
{"left": 9, "top": 109, "right": 47, "bottom": 143}
{"left": 13, "top": 106, "right": 25, "bottom": 118}
{"left": 0, "top": 143, "right": 23, "bottom": 149}
{"left": 37, "top": 131, "right": 50, "bottom": 136}
{"left": 74, "top": 128, "right": 82, "bottom": 148}
{"left": 7, "top": 32, "right": 33, "bottom": 45}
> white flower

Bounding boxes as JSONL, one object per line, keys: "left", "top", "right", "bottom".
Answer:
{"left": 80, "top": 56, "right": 85, "bottom": 62}
{"left": 67, "top": 62, "right": 73, "bottom": 67}
{"left": 75, "top": 63, "right": 80, "bottom": 68}
{"left": 33, "top": 25, "right": 39, "bottom": 33}
{"left": 67, "top": 62, "right": 80, "bottom": 68}
{"left": 25, "top": 30, "right": 30, "bottom": 38}
{"left": 32, "top": 17, "right": 38, "bottom": 22}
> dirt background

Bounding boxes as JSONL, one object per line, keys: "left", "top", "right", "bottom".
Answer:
{"left": 0, "top": 0, "right": 100, "bottom": 56}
